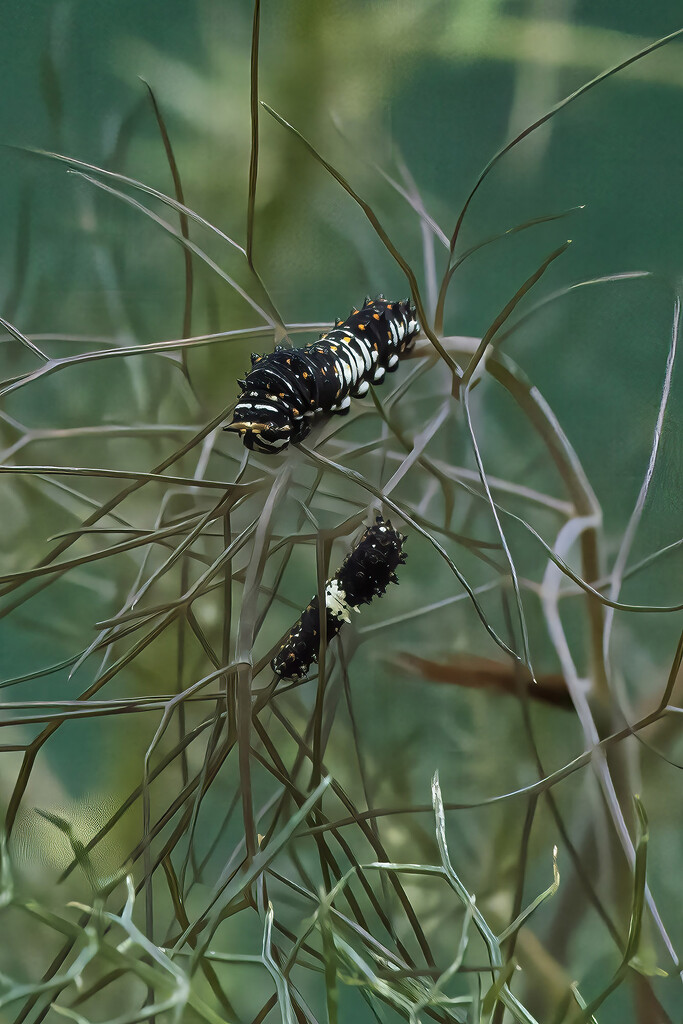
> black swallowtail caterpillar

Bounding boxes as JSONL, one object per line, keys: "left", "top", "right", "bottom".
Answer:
{"left": 226, "top": 296, "right": 420, "bottom": 453}
{"left": 272, "top": 516, "right": 407, "bottom": 680}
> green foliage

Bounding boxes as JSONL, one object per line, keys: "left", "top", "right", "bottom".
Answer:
{"left": 1, "top": 4, "right": 682, "bottom": 1023}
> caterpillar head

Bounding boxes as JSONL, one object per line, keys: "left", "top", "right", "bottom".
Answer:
{"left": 225, "top": 419, "right": 292, "bottom": 453}
{"left": 225, "top": 395, "right": 295, "bottom": 452}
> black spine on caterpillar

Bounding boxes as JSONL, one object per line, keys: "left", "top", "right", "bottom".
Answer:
{"left": 225, "top": 296, "right": 420, "bottom": 453}
{"left": 272, "top": 516, "right": 407, "bottom": 680}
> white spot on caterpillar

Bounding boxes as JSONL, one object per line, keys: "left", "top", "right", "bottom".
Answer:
{"left": 345, "top": 344, "right": 365, "bottom": 377}
{"left": 388, "top": 320, "right": 399, "bottom": 346}
{"left": 251, "top": 402, "right": 282, "bottom": 414}
{"left": 356, "top": 341, "right": 373, "bottom": 371}
{"left": 325, "top": 580, "right": 352, "bottom": 622}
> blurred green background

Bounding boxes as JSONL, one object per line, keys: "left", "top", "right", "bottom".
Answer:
{"left": 0, "top": 2, "right": 682, "bottom": 1022}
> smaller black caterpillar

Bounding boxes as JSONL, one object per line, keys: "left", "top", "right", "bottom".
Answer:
{"left": 226, "top": 296, "right": 419, "bottom": 453}
{"left": 272, "top": 516, "right": 407, "bottom": 680}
